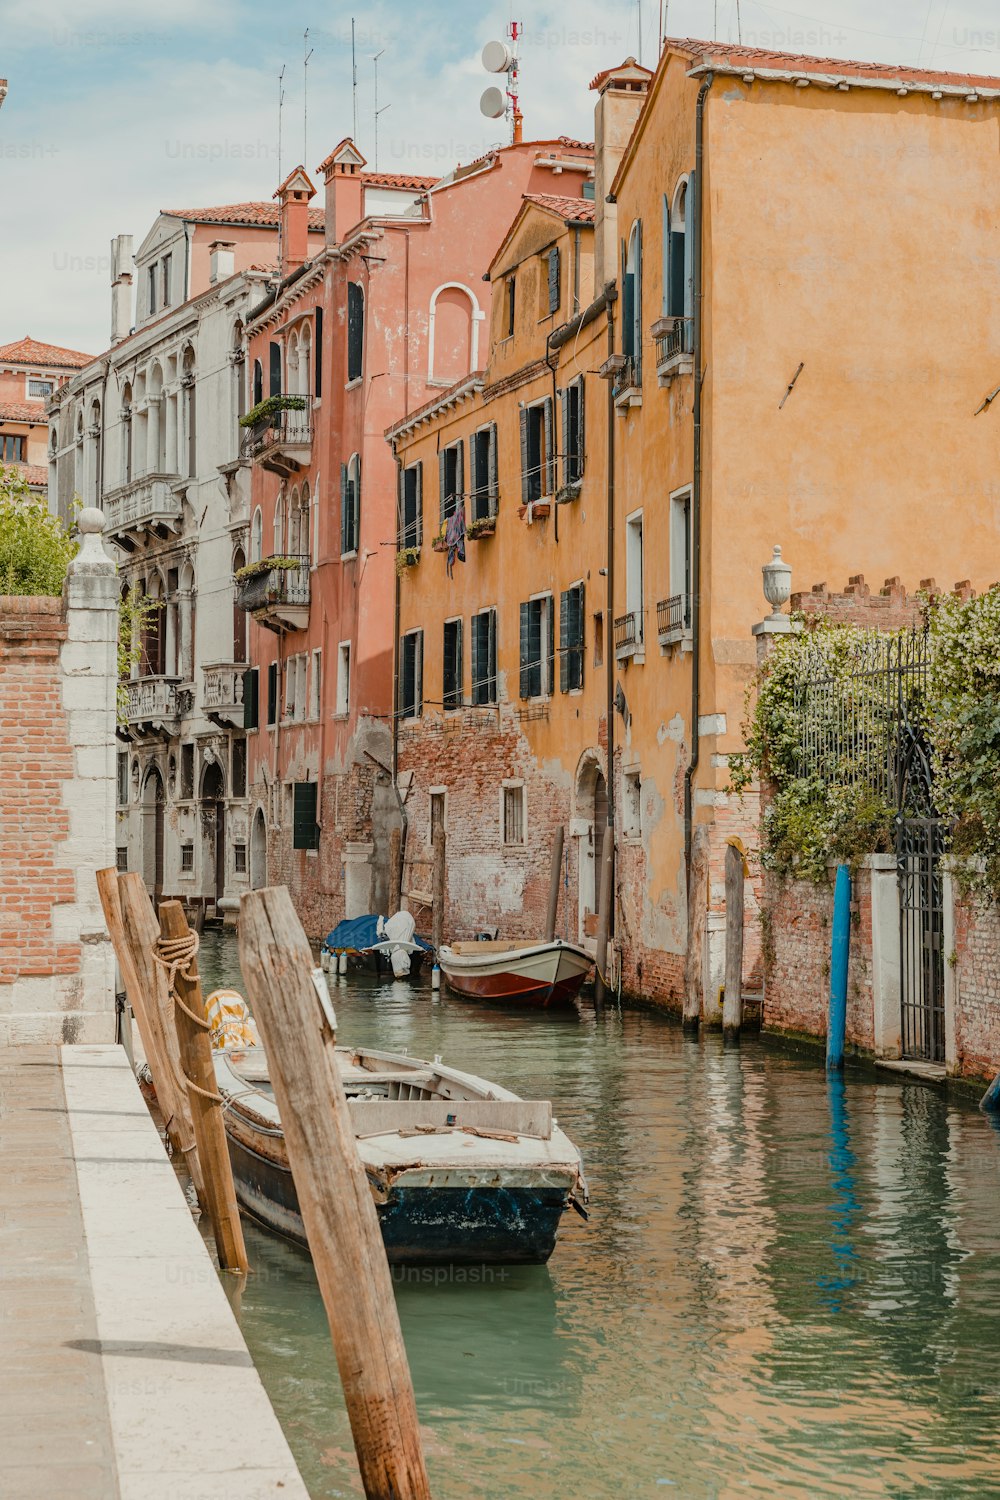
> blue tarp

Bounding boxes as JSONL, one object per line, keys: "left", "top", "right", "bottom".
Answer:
{"left": 321, "top": 915, "right": 433, "bottom": 954}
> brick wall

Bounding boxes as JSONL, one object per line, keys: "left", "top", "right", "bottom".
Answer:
{"left": 952, "top": 900, "right": 1000, "bottom": 1082}
{"left": 0, "top": 515, "right": 118, "bottom": 1042}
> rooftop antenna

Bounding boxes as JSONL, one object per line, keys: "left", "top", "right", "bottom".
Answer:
{"left": 659, "top": 1, "right": 666, "bottom": 51}
{"left": 303, "top": 29, "right": 314, "bottom": 166}
{"left": 351, "top": 18, "right": 358, "bottom": 141}
{"left": 714, "top": 2, "right": 717, "bottom": 40}
{"left": 637, "top": 0, "right": 643, "bottom": 65}
{"left": 480, "top": 20, "right": 522, "bottom": 145}
{"left": 373, "top": 50, "right": 390, "bottom": 172}
{"left": 277, "top": 64, "right": 286, "bottom": 182}
{"left": 736, "top": 0, "right": 742, "bottom": 43}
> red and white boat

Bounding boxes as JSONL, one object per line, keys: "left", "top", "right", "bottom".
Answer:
{"left": 437, "top": 938, "right": 593, "bottom": 1007}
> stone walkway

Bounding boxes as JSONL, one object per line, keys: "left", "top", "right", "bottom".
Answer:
{"left": 0, "top": 1045, "right": 310, "bottom": 1500}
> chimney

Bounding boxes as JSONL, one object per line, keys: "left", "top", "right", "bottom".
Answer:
{"left": 274, "top": 165, "right": 316, "bottom": 277}
{"left": 590, "top": 58, "right": 652, "bottom": 288}
{"left": 209, "top": 240, "right": 236, "bottom": 284}
{"left": 110, "top": 234, "right": 133, "bottom": 345}
{"left": 316, "top": 139, "right": 366, "bottom": 249}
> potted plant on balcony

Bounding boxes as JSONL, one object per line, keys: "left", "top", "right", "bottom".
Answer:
{"left": 430, "top": 528, "right": 448, "bottom": 554}
{"left": 395, "top": 547, "right": 421, "bottom": 574}
{"left": 238, "top": 394, "right": 307, "bottom": 429}
{"left": 466, "top": 514, "right": 497, "bottom": 541}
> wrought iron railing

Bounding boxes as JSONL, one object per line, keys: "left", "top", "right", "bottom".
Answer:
{"left": 236, "top": 556, "right": 311, "bottom": 613}
{"left": 240, "top": 396, "right": 312, "bottom": 461}
{"left": 611, "top": 354, "right": 639, "bottom": 402}
{"left": 657, "top": 594, "right": 689, "bottom": 638}
{"left": 654, "top": 318, "right": 693, "bottom": 366}
{"left": 614, "top": 611, "right": 641, "bottom": 652}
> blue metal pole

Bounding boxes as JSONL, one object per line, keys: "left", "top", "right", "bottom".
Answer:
{"left": 827, "top": 864, "right": 851, "bottom": 1071}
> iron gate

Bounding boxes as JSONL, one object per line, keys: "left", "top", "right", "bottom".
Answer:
{"left": 895, "top": 720, "right": 946, "bottom": 1062}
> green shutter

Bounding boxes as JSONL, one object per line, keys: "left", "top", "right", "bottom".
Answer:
{"left": 487, "top": 424, "right": 498, "bottom": 515}
{"left": 543, "top": 397, "right": 555, "bottom": 496}
{"left": 267, "top": 662, "right": 277, "bottom": 724}
{"left": 577, "top": 377, "right": 586, "bottom": 480}
{"left": 243, "top": 667, "right": 258, "bottom": 729}
{"left": 519, "top": 602, "right": 531, "bottom": 699}
{"left": 519, "top": 407, "right": 529, "bottom": 505}
{"left": 559, "top": 590, "right": 569, "bottom": 693}
{"left": 293, "top": 782, "right": 319, "bottom": 850}
{"left": 548, "top": 247, "right": 561, "bottom": 314}
{"left": 546, "top": 597, "right": 555, "bottom": 696}
{"left": 471, "top": 613, "right": 480, "bottom": 704}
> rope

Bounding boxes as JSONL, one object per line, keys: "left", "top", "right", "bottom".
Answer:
{"left": 152, "top": 929, "right": 224, "bottom": 1108}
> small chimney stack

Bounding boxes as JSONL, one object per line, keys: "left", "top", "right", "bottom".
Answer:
{"left": 110, "top": 234, "right": 133, "bottom": 345}
{"left": 316, "top": 139, "right": 366, "bottom": 249}
{"left": 209, "top": 240, "right": 236, "bottom": 284}
{"left": 275, "top": 166, "right": 315, "bottom": 278}
{"left": 590, "top": 58, "right": 653, "bottom": 288}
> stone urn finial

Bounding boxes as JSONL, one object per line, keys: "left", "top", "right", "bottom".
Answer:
{"left": 70, "top": 506, "right": 115, "bottom": 576}
{"left": 762, "top": 544, "right": 792, "bottom": 621}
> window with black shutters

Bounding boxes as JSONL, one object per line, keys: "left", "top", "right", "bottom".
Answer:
{"left": 561, "top": 377, "right": 585, "bottom": 488}
{"left": 506, "top": 276, "right": 516, "bottom": 337}
{"left": 399, "top": 463, "right": 422, "bottom": 548}
{"left": 292, "top": 782, "right": 320, "bottom": 850}
{"left": 546, "top": 246, "right": 561, "bottom": 315}
{"left": 469, "top": 426, "right": 497, "bottom": 522}
{"left": 116, "top": 752, "right": 129, "bottom": 808}
{"left": 267, "top": 661, "right": 278, "bottom": 725}
{"left": 560, "top": 583, "right": 585, "bottom": 692}
{"left": 347, "top": 282, "right": 364, "bottom": 382}
{"left": 520, "top": 400, "right": 554, "bottom": 504}
{"left": 231, "top": 738, "right": 247, "bottom": 798}
{"left": 252, "top": 359, "right": 263, "bottom": 406}
{"left": 471, "top": 607, "right": 497, "bottom": 705}
{"left": 180, "top": 743, "right": 194, "bottom": 800}
{"left": 400, "top": 630, "right": 423, "bottom": 719}
{"left": 443, "top": 619, "right": 462, "bottom": 711}
{"left": 519, "top": 595, "right": 554, "bottom": 699}
{"left": 268, "top": 341, "right": 282, "bottom": 397}
{"left": 438, "top": 442, "right": 462, "bottom": 526}
{"left": 243, "top": 667, "right": 259, "bottom": 729}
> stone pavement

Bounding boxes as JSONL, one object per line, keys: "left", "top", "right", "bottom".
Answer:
{"left": 0, "top": 1045, "right": 311, "bottom": 1500}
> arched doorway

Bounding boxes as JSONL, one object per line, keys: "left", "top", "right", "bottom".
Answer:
{"left": 142, "top": 767, "right": 165, "bottom": 896}
{"left": 202, "top": 760, "right": 226, "bottom": 909}
{"left": 575, "top": 755, "right": 608, "bottom": 945}
{"left": 250, "top": 807, "right": 267, "bottom": 890}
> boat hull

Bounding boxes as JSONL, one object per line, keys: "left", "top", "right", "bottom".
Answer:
{"left": 225, "top": 1130, "right": 570, "bottom": 1264}
{"left": 439, "top": 941, "right": 592, "bottom": 1007}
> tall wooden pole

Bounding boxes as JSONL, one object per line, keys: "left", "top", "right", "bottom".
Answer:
{"left": 388, "top": 825, "right": 403, "bottom": 915}
{"left": 545, "top": 826, "right": 565, "bottom": 943}
{"left": 158, "top": 900, "right": 248, "bottom": 1275}
{"left": 431, "top": 825, "right": 446, "bottom": 953}
{"left": 722, "top": 843, "right": 745, "bottom": 1042}
{"left": 593, "top": 826, "right": 613, "bottom": 1006}
{"left": 683, "top": 828, "right": 708, "bottom": 1030}
{"left": 239, "top": 886, "right": 432, "bottom": 1500}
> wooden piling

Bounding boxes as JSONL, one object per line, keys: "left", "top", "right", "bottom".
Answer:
{"left": 545, "top": 826, "right": 565, "bottom": 943}
{"left": 388, "top": 825, "right": 403, "bottom": 915}
{"left": 594, "top": 826, "right": 613, "bottom": 1006}
{"left": 239, "top": 886, "right": 433, "bottom": 1500}
{"left": 722, "top": 843, "right": 745, "bottom": 1043}
{"left": 157, "top": 900, "right": 248, "bottom": 1275}
{"left": 98, "top": 869, "right": 205, "bottom": 1205}
{"left": 432, "top": 825, "right": 446, "bottom": 953}
{"left": 683, "top": 828, "right": 709, "bottom": 1031}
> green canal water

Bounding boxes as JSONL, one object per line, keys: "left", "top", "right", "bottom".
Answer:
{"left": 198, "top": 930, "right": 1000, "bottom": 1499}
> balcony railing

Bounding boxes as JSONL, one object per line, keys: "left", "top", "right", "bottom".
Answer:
{"left": 657, "top": 594, "right": 689, "bottom": 643}
{"left": 103, "top": 474, "right": 182, "bottom": 543}
{"left": 202, "top": 662, "right": 247, "bottom": 715}
{"left": 124, "top": 675, "right": 180, "bottom": 725}
{"left": 240, "top": 396, "right": 312, "bottom": 475}
{"left": 611, "top": 355, "right": 640, "bottom": 407}
{"left": 236, "top": 556, "right": 310, "bottom": 632}
{"left": 652, "top": 317, "right": 694, "bottom": 384}
{"left": 614, "top": 610, "right": 642, "bottom": 659}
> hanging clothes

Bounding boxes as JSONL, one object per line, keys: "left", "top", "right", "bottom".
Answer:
{"left": 446, "top": 500, "right": 466, "bottom": 578}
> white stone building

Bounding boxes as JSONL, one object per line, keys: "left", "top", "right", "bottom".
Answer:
{"left": 49, "top": 203, "right": 323, "bottom": 914}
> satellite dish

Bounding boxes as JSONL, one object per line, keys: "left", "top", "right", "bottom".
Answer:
{"left": 482, "top": 39, "right": 514, "bottom": 74}
{"left": 480, "top": 86, "right": 506, "bottom": 120}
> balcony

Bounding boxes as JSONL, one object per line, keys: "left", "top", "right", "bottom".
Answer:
{"left": 652, "top": 316, "right": 694, "bottom": 385}
{"left": 235, "top": 555, "right": 310, "bottom": 633}
{"left": 657, "top": 594, "right": 690, "bottom": 647}
{"left": 611, "top": 354, "right": 642, "bottom": 413}
{"left": 123, "top": 675, "right": 181, "bottom": 736}
{"left": 202, "top": 661, "right": 248, "bottom": 726}
{"left": 240, "top": 395, "right": 312, "bottom": 478}
{"left": 614, "top": 610, "right": 643, "bottom": 663}
{"left": 103, "top": 474, "right": 182, "bottom": 550}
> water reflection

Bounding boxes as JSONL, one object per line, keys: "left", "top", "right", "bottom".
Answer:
{"left": 196, "top": 931, "right": 1000, "bottom": 1499}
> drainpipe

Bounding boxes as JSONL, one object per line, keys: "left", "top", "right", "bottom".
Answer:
{"left": 544, "top": 329, "right": 560, "bottom": 546}
{"left": 594, "top": 280, "right": 619, "bottom": 1005}
{"left": 390, "top": 446, "right": 408, "bottom": 858}
{"left": 683, "top": 72, "right": 714, "bottom": 895}
{"left": 572, "top": 227, "right": 581, "bottom": 316}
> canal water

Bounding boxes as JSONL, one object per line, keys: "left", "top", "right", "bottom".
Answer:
{"left": 198, "top": 931, "right": 1000, "bottom": 1499}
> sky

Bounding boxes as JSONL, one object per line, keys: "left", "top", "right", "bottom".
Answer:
{"left": 2, "top": 0, "right": 999, "bottom": 354}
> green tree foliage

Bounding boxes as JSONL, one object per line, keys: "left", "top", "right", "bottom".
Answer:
{"left": 0, "top": 465, "right": 78, "bottom": 595}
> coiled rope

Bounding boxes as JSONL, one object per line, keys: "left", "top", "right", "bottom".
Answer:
{"left": 151, "top": 930, "right": 225, "bottom": 1106}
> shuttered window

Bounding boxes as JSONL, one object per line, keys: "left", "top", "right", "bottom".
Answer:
{"left": 547, "top": 246, "right": 561, "bottom": 315}
{"left": 560, "top": 583, "right": 585, "bottom": 693}
{"left": 292, "top": 782, "right": 320, "bottom": 850}
{"left": 400, "top": 462, "right": 422, "bottom": 548}
{"left": 521, "top": 400, "right": 553, "bottom": 504}
{"left": 347, "top": 282, "right": 364, "bottom": 381}
{"left": 243, "top": 667, "right": 259, "bottom": 729}
{"left": 471, "top": 607, "right": 497, "bottom": 705}
{"left": 400, "top": 630, "right": 423, "bottom": 719}
{"left": 519, "top": 595, "right": 554, "bottom": 699}
{"left": 469, "top": 425, "right": 497, "bottom": 522}
{"left": 252, "top": 360, "right": 263, "bottom": 406}
{"left": 506, "top": 276, "right": 516, "bottom": 336}
{"left": 438, "top": 442, "right": 463, "bottom": 526}
{"left": 341, "top": 456, "right": 360, "bottom": 555}
{"left": 314, "top": 305, "right": 323, "bottom": 397}
{"left": 268, "top": 340, "right": 282, "bottom": 397}
{"left": 443, "top": 619, "right": 462, "bottom": 711}
{"left": 267, "top": 661, "right": 278, "bottom": 725}
{"left": 561, "top": 377, "right": 585, "bottom": 488}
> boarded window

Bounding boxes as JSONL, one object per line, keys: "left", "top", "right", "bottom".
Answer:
{"left": 180, "top": 743, "right": 194, "bottom": 800}
{"left": 293, "top": 782, "right": 320, "bottom": 850}
{"left": 347, "top": 282, "right": 364, "bottom": 381}
{"left": 471, "top": 607, "right": 497, "bottom": 705}
{"left": 519, "top": 596, "right": 554, "bottom": 699}
{"left": 443, "top": 619, "right": 462, "bottom": 711}
{"left": 267, "top": 661, "right": 278, "bottom": 725}
{"left": 560, "top": 583, "right": 585, "bottom": 693}
{"left": 232, "top": 738, "right": 247, "bottom": 799}
{"left": 503, "top": 785, "right": 525, "bottom": 846}
{"left": 400, "top": 631, "right": 423, "bottom": 719}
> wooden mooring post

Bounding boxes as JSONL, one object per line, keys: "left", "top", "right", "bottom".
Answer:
{"left": 239, "top": 886, "right": 432, "bottom": 1500}
{"left": 683, "top": 829, "right": 709, "bottom": 1031}
{"left": 545, "top": 826, "right": 565, "bottom": 943}
{"left": 157, "top": 900, "right": 248, "bottom": 1275}
{"left": 389, "top": 825, "right": 404, "bottom": 915}
{"left": 722, "top": 843, "right": 745, "bottom": 1043}
{"left": 594, "top": 826, "right": 613, "bottom": 1006}
{"left": 432, "top": 825, "right": 446, "bottom": 954}
{"left": 97, "top": 868, "right": 206, "bottom": 1207}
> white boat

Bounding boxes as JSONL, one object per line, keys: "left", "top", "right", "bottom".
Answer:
{"left": 213, "top": 1043, "right": 588, "bottom": 1263}
{"left": 437, "top": 938, "right": 593, "bottom": 1007}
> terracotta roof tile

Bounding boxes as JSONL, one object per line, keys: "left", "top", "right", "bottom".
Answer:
{"left": 0, "top": 401, "right": 48, "bottom": 423}
{"left": 161, "top": 201, "right": 325, "bottom": 231}
{"left": 669, "top": 35, "right": 1000, "bottom": 89}
{"left": 362, "top": 171, "right": 439, "bottom": 191}
{"left": 18, "top": 464, "right": 48, "bottom": 488}
{"left": 0, "top": 336, "right": 93, "bottom": 369}
{"left": 523, "top": 192, "right": 595, "bottom": 223}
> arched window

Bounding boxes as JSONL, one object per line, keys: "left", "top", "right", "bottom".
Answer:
{"left": 252, "top": 359, "right": 263, "bottom": 407}
{"left": 287, "top": 330, "right": 300, "bottom": 398}
{"left": 273, "top": 490, "right": 285, "bottom": 555}
{"left": 427, "top": 282, "right": 483, "bottom": 385}
{"left": 623, "top": 221, "right": 642, "bottom": 370}
{"left": 346, "top": 282, "right": 364, "bottom": 382}
{"left": 178, "top": 561, "right": 195, "bottom": 682}
{"left": 251, "top": 506, "right": 263, "bottom": 563}
{"left": 147, "top": 362, "right": 165, "bottom": 473}
{"left": 298, "top": 323, "right": 312, "bottom": 398}
{"left": 232, "top": 320, "right": 246, "bottom": 421}
{"left": 141, "top": 573, "right": 164, "bottom": 676}
{"left": 181, "top": 345, "right": 197, "bottom": 477}
{"left": 341, "top": 453, "right": 360, "bottom": 555}
{"left": 666, "top": 176, "right": 694, "bottom": 351}
{"left": 121, "top": 382, "right": 133, "bottom": 484}
{"left": 300, "top": 481, "right": 311, "bottom": 564}
{"left": 89, "top": 398, "right": 102, "bottom": 505}
{"left": 232, "top": 547, "right": 247, "bottom": 662}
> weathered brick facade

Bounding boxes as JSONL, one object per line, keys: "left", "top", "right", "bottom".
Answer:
{"left": 951, "top": 900, "right": 1000, "bottom": 1082}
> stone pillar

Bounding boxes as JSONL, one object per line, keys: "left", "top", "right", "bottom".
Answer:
{"left": 165, "top": 392, "right": 178, "bottom": 475}
{"left": 147, "top": 395, "right": 161, "bottom": 473}
{"left": 178, "top": 588, "right": 193, "bottom": 682}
